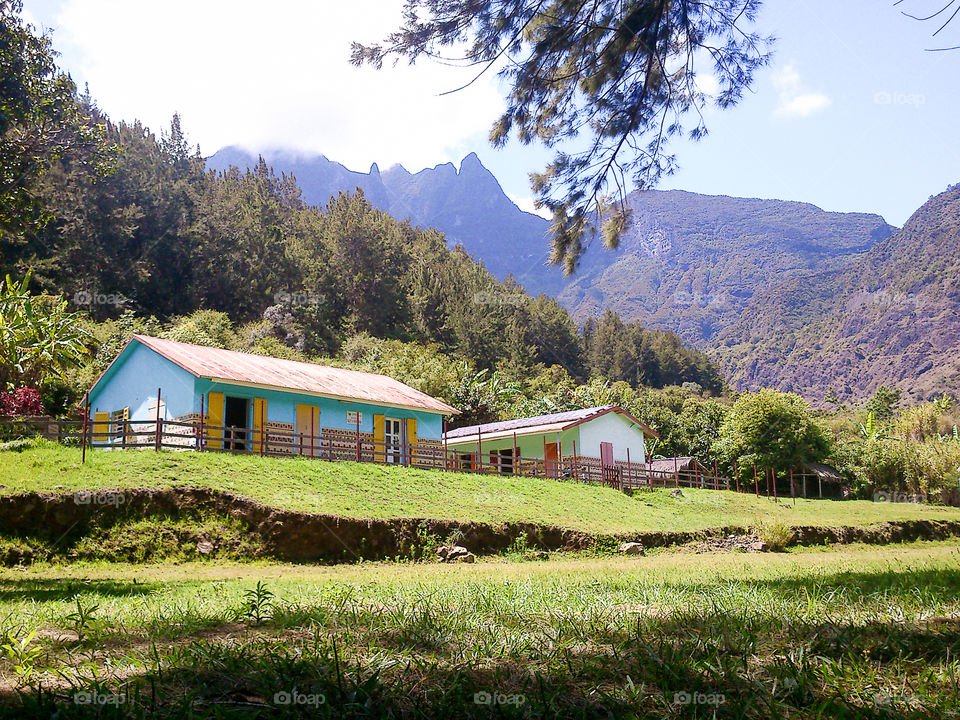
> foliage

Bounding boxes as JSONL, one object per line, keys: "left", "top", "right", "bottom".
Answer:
{"left": 858, "top": 410, "right": 891, "bottom": 441}
{"left": 352, "top": 0, "right": 772, "bottom": 271}
{"left": 1, "top": 627, "right": 42, "bottom": 686}
{"left": 713, "top": 390, "right": 832, "bottom": 474}
{"left": 866, "top": 385, "right": 902, "bottom": 422}
{"left": 340, "top": 334, "right": 461, "bottom": 402}
{"left": 0, "top": 273, "right": 89, "bottom": 391}
{"left": 0, "top": 0, "right": 106, "bottom": 241}
{"left": 63, "top": 595, "right": 99, "bottom": 644}
{"left": 757, "top": 520, "right": 794, "bottom": 552}
{"left": 447, "top": 367, "right": 521, "bottom": 428}
{"left": 239, "top": 581, "right": 274, "bottom": 626}
{"left": 0, "top": 387, "right": 43, "bottom": 416}
{"left": 583, "top": 310, "right": 724, "bottom": 393}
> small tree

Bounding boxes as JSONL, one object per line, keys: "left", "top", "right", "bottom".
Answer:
{"left": 713, "top": 389, "right": 831, "bottom": 475}
{"left": 865, "top": 385, "right": 901, "bottom": 422}
{"left": 0, "top": 273, "right": 89, "bottom": 392}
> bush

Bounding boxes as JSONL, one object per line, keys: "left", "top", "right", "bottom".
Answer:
{"left": 0, "top": 387, "right": 43, "bottom": 416}
{"left": 758, "top": 521, "right": 794, "bottom": 552}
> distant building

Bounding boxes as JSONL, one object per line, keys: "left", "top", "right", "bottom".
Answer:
{"left": 86, "top": 335, "right": 457, "bottom": 460}
{"left": 443, "top": 406, "right": 657, "bottom": 478}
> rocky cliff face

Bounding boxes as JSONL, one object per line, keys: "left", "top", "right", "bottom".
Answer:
{"left": 716, "top": 184, "right": 960, "bottom": 402}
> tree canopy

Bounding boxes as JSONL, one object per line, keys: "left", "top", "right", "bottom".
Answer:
{"left": 712, "top": 389, "right": 831, "bottom": 474}
{"left": 352, "top": 0, "right": 772, "bottom": 272}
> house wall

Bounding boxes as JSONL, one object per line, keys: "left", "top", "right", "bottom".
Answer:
{"left": 88, "top": 341, "right": 446, "bottom": 441}
{"left": 577, "top": 413, "right": 647, "bottom": 463}
{"left": 447, "top": 428, "right": 580, "bottom": 458}
{"left": 446, "top": 413, "right": 647, "bottom": 463}
{"left": 195, "top": 379, "right": 444, "bottom": 440}
{"left": 88, "top": 343, "right": 196, "bottom": 421}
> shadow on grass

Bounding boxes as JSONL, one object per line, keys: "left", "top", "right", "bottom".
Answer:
{"left": 0, "top": 563, "right": 957, "bottom": 718}
{"left": 0, "top": 577, "right": 165, "bottom": 602}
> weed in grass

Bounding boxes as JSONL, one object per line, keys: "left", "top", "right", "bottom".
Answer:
{"left": 64, "top": 595, "right": 99, "bottom": 644}
{"left": 239, "top": 581, "right": 274, "bottom": 626}
{"left": 1, "top": 627, "right": 43, "bottom": 686}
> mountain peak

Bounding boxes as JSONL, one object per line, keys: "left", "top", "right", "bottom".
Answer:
{"left": 459, "top": 152, "right": 484, "bottom": 174}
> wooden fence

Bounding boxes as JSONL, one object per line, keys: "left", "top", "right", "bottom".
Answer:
{"left": 1, "top": 417, "right": 835, "bottom": 498}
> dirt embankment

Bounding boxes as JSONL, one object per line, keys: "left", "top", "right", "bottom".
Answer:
{"left": 1, "top": 487, "right": 959, "bottom": 564}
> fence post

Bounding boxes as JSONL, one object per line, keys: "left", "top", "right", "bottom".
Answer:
{"left": 772, "top": 468, "right": 778, "bottom": 501}
{"left": 734, "top": 461, "right": 739, "bottom": 493}
{"left": 673, "top": 456, "right": 679, "bottom": 488}
{"left": 81, "top": 394, "right": 90, "bottom": 464}
{"left": 575, "top": 440, "right": 580, "bottom": 483}
{"left": 790, "top": 467, "right": 796, "bottom": 504}
{"left": 154, "top": 388, "right": 162, "bottom": 451}
{"left": 556, "top": 432, "right": 563, "bottom": 478}
{"left": 513, "top": 432, "right": 518, "bottom": 477}
{"left": 198, "top": 394, "right": 205, "bottom": 452}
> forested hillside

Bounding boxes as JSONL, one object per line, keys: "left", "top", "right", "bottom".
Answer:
{"left": 210, "top": 148, "right": 896, "bottom": 350}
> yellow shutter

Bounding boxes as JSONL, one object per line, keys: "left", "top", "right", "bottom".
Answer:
{"left": 207, "top": 392, "right": 225, "bottom": 450}
{"left": 252, "top": 398, "right": 267, "bottom": 452}
{"left": 406, "top": 418, "right": 417, "bottom": 465}
{"left": 92, "top": 412, "right": 110, "bottom": 444}
{"left": 373, "top": 414, "right": 385, "bottom": 462}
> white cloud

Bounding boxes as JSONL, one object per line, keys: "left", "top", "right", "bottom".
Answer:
{"left": 506, "top": 192, "right": 552, "bottom": 220}
{"left": 47, "top": 0, "right": 505, "bottom": 170}
{"left": 772, "top": 65, "right": 831, "bottom": 118}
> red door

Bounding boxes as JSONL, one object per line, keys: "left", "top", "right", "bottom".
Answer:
{"left": 544, "top": 442, "right": 559, "bottom": 478}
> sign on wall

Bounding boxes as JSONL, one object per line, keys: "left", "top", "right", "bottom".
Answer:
{"left": 346, "top": 410, "right": 362, "bottom": 425}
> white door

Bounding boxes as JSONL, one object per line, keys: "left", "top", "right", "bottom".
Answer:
{"left": 384, "top": 418, "right": 402, "bottom": 464}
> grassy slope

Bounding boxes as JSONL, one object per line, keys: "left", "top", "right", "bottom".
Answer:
{"left": 2, "top": 444, "right": 960, "bottom": 535}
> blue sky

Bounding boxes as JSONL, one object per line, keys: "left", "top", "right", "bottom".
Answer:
{"left": 22, "top": 0, "right": 960, "bottom": 226}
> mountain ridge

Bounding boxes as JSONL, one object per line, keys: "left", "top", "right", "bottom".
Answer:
{"left": 207, "top": 146, "right": 960, "bottom": 404}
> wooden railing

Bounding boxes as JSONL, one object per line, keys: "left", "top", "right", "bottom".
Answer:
{"left": 0, "top": 417, "right": 833, "bottom": 497}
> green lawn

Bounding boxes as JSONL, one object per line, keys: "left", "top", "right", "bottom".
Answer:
{"left": 2, "top": 443, "right": 960, "bottom": 535}
{"left": 0, "top": 543, "right": 958, "bottom": 717}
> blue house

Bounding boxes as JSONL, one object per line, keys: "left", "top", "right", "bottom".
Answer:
{"left": 87, "top": 335, "right": 458, "bottom": 461}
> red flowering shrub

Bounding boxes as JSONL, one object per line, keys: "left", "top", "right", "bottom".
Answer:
{"left": 0, "top": 387, "right": 44, "bottom": 416}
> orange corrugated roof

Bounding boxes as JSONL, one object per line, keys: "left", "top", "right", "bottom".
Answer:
{"left": 131, "top": 335, "right": 458, "bottom": 415}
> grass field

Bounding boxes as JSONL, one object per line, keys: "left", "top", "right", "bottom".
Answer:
{"left": 0, "top": 542, "right": 957, "bottom": 718}
{"left": 3, "top": 443, "right": 959, "bottom": 535}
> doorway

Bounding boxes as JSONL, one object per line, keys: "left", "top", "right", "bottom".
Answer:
{"left": 224, "top": 397, "right": 249, "bottom": 450}
{"left": 544, "top": 441, "right": 558, "bottom": 478}
{"left": 384, "top": 417, "right": 402, "bottom": 464}
{"left": 296, "top": 405, "right": 320, "bottom": 457}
